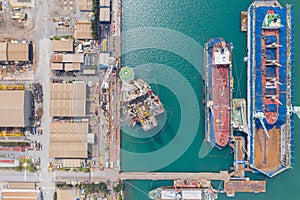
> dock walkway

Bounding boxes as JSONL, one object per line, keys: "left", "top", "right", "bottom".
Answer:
{"left": 120, "top": 171, "right": 230, "bottom": 181}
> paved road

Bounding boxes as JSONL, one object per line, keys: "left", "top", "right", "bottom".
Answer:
{"left": 33, "top": 1, "right": 54, "bottom": 200}
{"left": 0, "top": 171, "right": 41, "bottom": 182}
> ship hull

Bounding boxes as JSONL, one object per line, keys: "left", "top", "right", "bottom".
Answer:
{"left": 204, "top": 38, "right": 233, "bottom": 150}
{"left": 149, "top": 187, "right": 218, "bottom": 200}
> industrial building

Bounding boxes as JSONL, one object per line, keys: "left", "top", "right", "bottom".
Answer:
{"left": 74, "top": 20, "right": 93, "bottom": 39}
{"left": 50, "top": 63, "right": 64, "bottom": 71}
{"left": 56, "top": 188, "right": 80, "bottom": 200}
{"left": 52, "top": 40, "right": 74, "bottom": 52}
{"left": 9, "top": 0, "right": 35, "bottom": 8}
{"left": 64, "top": 63, "right": 81, "bottom": 71}
{"left": 78, "top": 0, "right": 92, "bottom": 11}
{"left": 0, "top": 43, "right": 7, "bottom": 61}
{"left": 99, "top": 8, "right": 111, "bottom": 23}
{"left": 51, "top": 54, "right": 84, "bottom": 71}
{"left": 50, "top": 82, "right": 86, "bottom": 117}
{"left": 0, "top": 89, "right": 32, "bottom": 127}
{"left": 0, "top": 182, "right": 41, "bottom": 200}
{"left": 50, "top": 62, "right": 81, "bottom": 71}
{"left": 49, "top": 122, "right": 89, "bottom": 158}
{"left": 0, "top": 42, "right": 33, "bottom": 62}
{"left": 51, "top": 54, "right": 84, "bottom": 63}
{"left": 100, "top": 0, "right": 110, "bottom": 7}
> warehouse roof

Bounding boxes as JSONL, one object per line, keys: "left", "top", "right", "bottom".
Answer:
{"left": 0, "top": 90, "right": 27, "bottom": 127}
{"left": 9, "top": 0, "right": 35, "bottom": 7}
{"left": 78, "top": 0, "right": 92, "bottom": 11}
{"left": 51, "top": 54, "right": 84, "bottom": 63}
{"left": 57, "top": 188, "right": 79, "bottom": 200}
{"left": 75, "top": 20, "right": 92, "bottom": 39}
{"left": 50, "top": 63, "right": 64, "bottom": 70}
{"left": 7, "top": 43, "right": 30, "bottom": 62}
{"left": 49, "top": 122, "right": 88, "bottom": 158}
{"left": 63, "top": 54, "right": 84, "bottom": 63}
{"left": 100, "top": 0, "right": 110, "bottom": 7}
{"left": 2, "top": 191, "right": 39, "bottom": 200}
{"left": 64, "top": 63, "right": 81, "bottom": 71}
{"left": 51, "top": 54, "right": 63, "bottom": 63}
{"left": 0, "top": 42, "right": 7, "bottom": 61}
{"left": 50, "top": 82, "right": 86, "bottom": 117}
{"left": 99, "top": 8, "right": 110, "bottom": 22}
{"left": 52, "top": 40, "right": 74, "bottom": 52}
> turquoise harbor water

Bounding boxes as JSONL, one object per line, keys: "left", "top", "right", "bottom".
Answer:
{"left": 121, "top": 0, "right": 300, "bottom": 199}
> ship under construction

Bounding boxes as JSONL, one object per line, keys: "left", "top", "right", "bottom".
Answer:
{"left": 247, "top": 0, "right": 294, "bottom": 177}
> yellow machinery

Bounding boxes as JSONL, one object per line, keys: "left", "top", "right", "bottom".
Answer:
{"left": 99, "top": 152, "right": 103, "bottom": 167}
{"left": 102, "top": 39, "right": 107, "bottom": 52}
{"left": 0, "top": 131, "right": 25, "bottom": 137}
{"left": 0, "top": 85, "right": 25, "bottom": 90}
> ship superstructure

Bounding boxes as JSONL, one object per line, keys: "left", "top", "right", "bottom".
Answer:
{"left": 247, "top": 0, "right": 294, "bottom": 177}
{"left": 204, "top": 38, "right": 233, "bottom": 149}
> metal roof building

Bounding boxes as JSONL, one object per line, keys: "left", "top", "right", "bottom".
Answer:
{"left": 78, "top": 0, "right": 93, "bottom": 11}
{"left": 50, "top": 82, "right": 86, "bottom": 117}
{"left": 75, "top": 20, "right": 93, "bottom": 39}
{"left": 1, "top": 182, "right": 41, "bottom": 200}
{"left": 0, "top": 42, "right": 7, "bottom": 61}
{"left": 52, "top": 40, "right": 74, "bottom": 52}
{"left": 0, "top": 42, "right": 32, "bottom": 62}
{"left": 64, "top": 63, "right": 81, "bottom": 71}
{"left": 0, "top": 90, "right": 31, "bottom": 127}
{"left": 51, "top": 54, "right": 63, "bottom": 63}
{"left": 62, "top": 54, "right": 84, "bottom": 63}
{"left": 50, "top": 62, "right": 64, "bottom": 70}
{"left": 51, "top": 54, "right": 84, "bottom": 63}
{"left": 99, "top": 8, "right": 111, "bottom": 22}
{"left": 9, "top": 0, "right": 35, "bottom": 7}
{"left": 100, "top": 0, "right": 110, "bottom": 7}
{"left": 57, "top": 188, "right": 80, "bottom": 200}
{"left": 2, "top": 191, "right": 40, "bottom": 200}
{"left": 7, "top": 43, "right": 30, "bottom": 62}
{"left": 49, "top": 122, "right": 88, "bottom": 158}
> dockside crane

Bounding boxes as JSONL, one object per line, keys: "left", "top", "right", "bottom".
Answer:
{"left": 254, "top": 112, "right": 270, "bottom": 139}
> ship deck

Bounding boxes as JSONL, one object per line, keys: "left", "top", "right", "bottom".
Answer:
{"left": 254, "top": 127, "right": 281, "bottom": 173}
{"left": 205, "top": 38, "right": 232, "bottom": 150}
